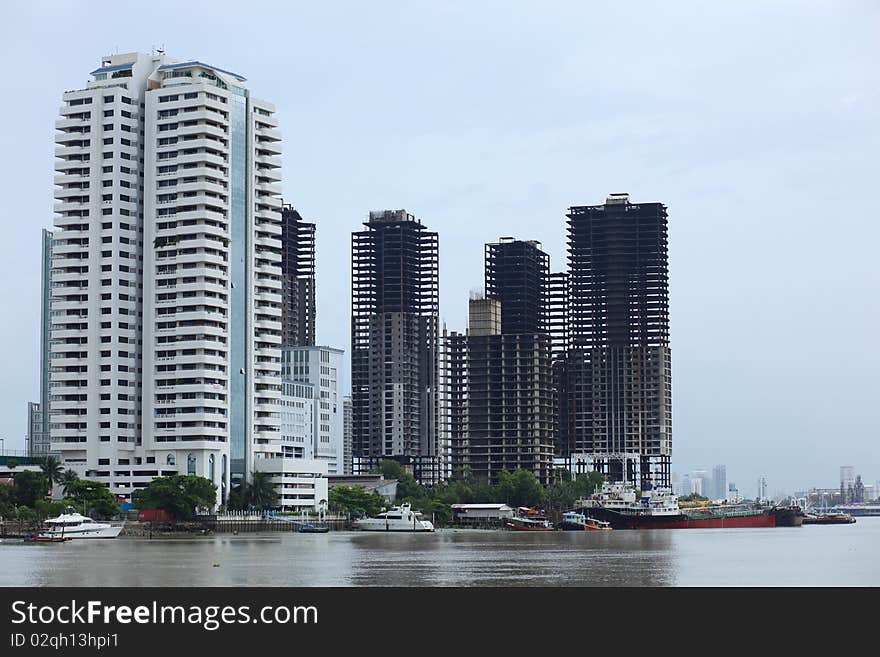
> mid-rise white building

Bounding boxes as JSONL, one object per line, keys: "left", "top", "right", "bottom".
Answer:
{"left": 281, "top": 346, "right": 344, "bottom": 475}
{"left": 50, "top": 52, "right": 283, "bottom": 505}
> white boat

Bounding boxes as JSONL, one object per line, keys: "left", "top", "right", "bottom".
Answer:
{"left": 39, "top": 512, "right": 123, "bottom": 539}
{"left": 354, "top": 503, "right": 434, "bottom": 532}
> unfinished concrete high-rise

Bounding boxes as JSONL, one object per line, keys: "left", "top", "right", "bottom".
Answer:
{"left": 280, "top": 204, "right": 315, "bottom": 347}
{"left": 350, "top": 210, "right": 441, "bottom": 483}
{"left": 484, "top": 238, "right": 549, "bottom": 335}
{"left": 443, "top": 239, "right": 556, "bottom": 486}
{"left": 558, "top": 193, "right": 671, "bottom": 488}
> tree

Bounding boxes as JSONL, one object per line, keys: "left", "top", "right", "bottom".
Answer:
{"left": 0, "top": 483, "right": 13, "bottom": 519}
{"left": 226, "top": 481, "right": 249, "bottom": 511}
{"left": 226, "top": 472, "right": 279, "bottom": 511}
{"left": 328, "top": 485, "right": 386, "bottom": 518}
{"left": 249, "top": 472, "right": 278, "bottom": 510}
{"left": 34, "top": 499, "right": 68, "bottom": 521}
{"left": 132, "top": 475, "right": 216, "bottom": 520}
{"left": 40, "top": 456, "right": 64, "bottom": 490}
{"left": 64, "top": 479, "right": 119, "bottom": 518}
{"left": 546, "top": 478, "right": 577, "bottom": 512}
{"left": 373, "top": 460, "right": 423, "bottom": 500}
{"left": 495, "top": 469, "right": 545, "bottom": 508}
{"left": 573, "top": 472, "right": 604, "bottom": 499}
{"left": 61, "top": 470, "right": 79, "bottom": 497}
{"left": 12, "top": 471, "right": 49, "bottom": 508}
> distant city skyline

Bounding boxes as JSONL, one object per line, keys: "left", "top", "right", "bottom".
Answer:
{"left": 1, "top": 2, "right": 878, "bottom": 496}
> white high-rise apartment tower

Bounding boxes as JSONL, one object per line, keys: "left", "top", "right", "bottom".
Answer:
{"left": 51, "top": 52, "right": 283, "bottom": 505}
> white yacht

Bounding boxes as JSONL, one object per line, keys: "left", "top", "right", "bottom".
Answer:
{"left": 354, "top": 503, "right": 435, "bottom": 532}
{"left": 40, "top": 512, "right": 123, "bottom": 539}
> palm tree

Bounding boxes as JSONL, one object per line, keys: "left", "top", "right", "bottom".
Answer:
{"left": 61, "top": 469, "right": 79, "bottom": 496}
{"left": 40, "top": 456, "right": 64, "bottom": 487}
{"left": 249, "top": 472, "right": 278, "bottom": 510}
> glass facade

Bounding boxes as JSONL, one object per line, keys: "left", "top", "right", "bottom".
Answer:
{"left": 229, "top": 88, "right": 248, "bottom": 483}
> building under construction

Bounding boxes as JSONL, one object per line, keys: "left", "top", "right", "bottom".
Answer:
{"left": 484, "top": 238, "right": 549, "bottom": 334}
{"left": 350, "top": 210, "right": 442, "bottom": 483}
{"left": 558, "top": 193, "right": 672, "bottom": 488}
{"left": 444, "top": 239, "right": 556, "bottom": 486}
{"left": 280, "top": 205, "right": 316, "bottom": 347}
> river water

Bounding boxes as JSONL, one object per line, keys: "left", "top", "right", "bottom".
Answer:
{"left": 1, "top": 519, "right": 877, "bottom": 587}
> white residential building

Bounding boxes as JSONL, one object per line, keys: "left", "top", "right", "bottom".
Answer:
{"left": 277, "top": 380, "right": 315, "bottom": 460}
{"left": 281, "top": 347, "right": 344, "bottom": 475}
{"left": 50, "top": 52, "right": 284, "bottom": 506}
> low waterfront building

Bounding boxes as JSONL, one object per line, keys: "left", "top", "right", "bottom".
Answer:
{"left": 327, "top": 474, "right": 398, "bottom": 502}
{"left": 253, "top": 457, "right": 328, "bottom": 513}
{"left": 451, "top": 503, "right": 514, "bottom": 524}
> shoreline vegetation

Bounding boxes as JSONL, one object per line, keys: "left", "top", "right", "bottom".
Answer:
{"left": 3, "top": 458, "right": 609, "bottom": 537}
{"left": 328, "top": 462, "right": 606, "bottom": 526}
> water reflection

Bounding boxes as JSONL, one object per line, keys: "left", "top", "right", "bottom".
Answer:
{"left": 2, "top": 520, "right": 877, "bottom": 587}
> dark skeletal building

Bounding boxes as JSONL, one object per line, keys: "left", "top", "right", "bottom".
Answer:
{"left": 351, "top": 210, "right": 441, "bottom": 483}
{"left": 558, "top": 193, "right": 672, "bottom": 488}
{"left": 280, "top": 204, "right": 316, "bottom": 347}
{"left": 444, "top": 239, "right": 556, "bottom": 485}
{"left": 484, "top": 238, "right": 549, "bottom": 334}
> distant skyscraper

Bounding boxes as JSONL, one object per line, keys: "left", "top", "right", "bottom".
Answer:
{"left": 712, "top": 464, "right": 727, "bottom": 500}
{"left": 280, "top": 205, "right": 315, "bottom": 347}
{"left": 757, "top": 475, "right": 768, "bottom": 501}
{"left": 351, "top": 210, "right": 441, "bottom": 483}
{"left": 51, "top": 52, "right": 284, "bottom": 504}
{"left": 840, "top": 465, "right": 855, "bottom": 503}
{"left": 26, "top": 402, "right": 46, "bottom": 457}
{"left": 691, "top": 470, "right": 708, "bottom": 497}
{"left": 558, "top": 193, "right": 671, "bottom": 487}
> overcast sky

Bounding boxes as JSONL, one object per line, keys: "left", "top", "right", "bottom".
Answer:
{"left": 0, "top": 1, "right": 877, "bottom": 498}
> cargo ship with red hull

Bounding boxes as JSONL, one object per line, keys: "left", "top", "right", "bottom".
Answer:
{"left": 575, "top": 483, "right": 800, "bottom": 529}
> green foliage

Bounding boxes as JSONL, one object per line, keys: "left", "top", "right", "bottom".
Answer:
{"left": 34, "top": 499, "right": 69, "bottom": 520}
{"left": 0, "top": 483, "right": 13, "bottom": 518}
{"left": 226, "top": 472, "right": 279, "bottom": 511}
{"left": 249, "top": 472, "right": 278, "bottom": 510}
{"left": 64, "top": 479, "right": 119, "bottom": 518}
{"left": 226, "top": 481, "right": 248, "bottom": 511}
{"left": 409, "top": 498, "right": 452, "bottom": 525}
{"left": 61, "top": 470, "right": 79, "bottom": 496}
{"left": 678, "top": 493, "right": 709, "bottom": 502}
{"left": 12, "top": 471, "right": 49, "bottom": 508}
{"left": 40, "top": 456, "right": 65, "bottom": 487}
{"left": 329, "top": 485, "right": 386, "bottom": 517}
{"left": 132, "top": 475, "right": 216, "bottom": 520}
{"left": 373, "top": 460, "right": 423, "bottom": 500}
{"left": 495, "top": 469, "right": 545, "bottom": 508}
{"left": 6, "top": 460, "right": 18, "bottom": 470}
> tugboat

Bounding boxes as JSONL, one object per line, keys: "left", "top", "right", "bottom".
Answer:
{"left": 505, "top": 507, "right": 556, "bottom": 531}
{"left": 557, "top": 511, "right": 611, "bottom": 531}
{"left": 802, "top": 511, "right": 856, "bottom": 525}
